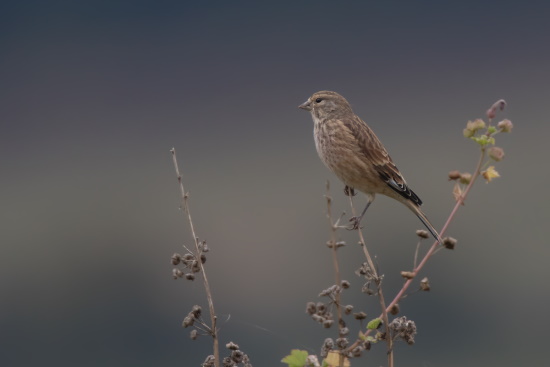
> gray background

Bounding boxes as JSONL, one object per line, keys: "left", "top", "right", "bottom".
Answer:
{"left": 1, "top": 1, "right": 548, "bottom": 366}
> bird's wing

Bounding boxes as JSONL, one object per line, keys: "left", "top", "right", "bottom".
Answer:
{"left": 343, "top": 116, "right": 423, "bottom": 206}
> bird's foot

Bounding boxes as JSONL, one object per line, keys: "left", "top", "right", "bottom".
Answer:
{"left": 347, "top": 216, "right": 363, "bottom": 230}
{"left": 344, "top": 185, "right": 357, "bottom": 197}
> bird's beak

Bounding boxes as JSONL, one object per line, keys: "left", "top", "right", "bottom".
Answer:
{"left": 298, "top": 100, "right": 312, "bottom": 111}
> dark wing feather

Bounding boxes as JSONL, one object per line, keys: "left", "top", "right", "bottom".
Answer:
{"left": 343, "top": 116, "right": 423, "bottom": 206}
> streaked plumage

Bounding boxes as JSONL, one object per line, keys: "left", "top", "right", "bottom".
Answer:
{"left": 299, "top": 90, "right": 441, "bottom": 242}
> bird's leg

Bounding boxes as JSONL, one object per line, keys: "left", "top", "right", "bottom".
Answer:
{"left": 344, "top": 185, "right": 357, "bottom": 197}
{"left": 348, "top": 199, "right": 372, "bottom": 230}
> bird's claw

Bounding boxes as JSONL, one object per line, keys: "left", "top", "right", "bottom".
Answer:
{"left": 347, "top": 216, "right": 363, "bottom": 230}
{"left": 344, "top": 185, "right": 357, "bottom": 197}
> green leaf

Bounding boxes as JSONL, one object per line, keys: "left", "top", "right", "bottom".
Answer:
{"left": 281, "top": 349, "right": 308, "bottom": 367}
{"left": 367, "top": 318, "right": 382, "bottom": 330}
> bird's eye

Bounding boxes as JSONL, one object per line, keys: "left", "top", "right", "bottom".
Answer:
{"left": 315, "top": 98, "right": 323, "bottom": 103}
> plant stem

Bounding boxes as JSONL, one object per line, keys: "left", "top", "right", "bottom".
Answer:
{"left": 171, "top": 148, "right": 219, "bottom": 367}
{"left": 325, "top": 181, "right": 345, "bottom": 367}
{"left": 348, "top": 196, "right": 393, "bottom": 367}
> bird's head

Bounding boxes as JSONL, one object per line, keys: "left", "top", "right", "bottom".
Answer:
{"left": 299, "top": 90, "right": 353, "bottom": 120}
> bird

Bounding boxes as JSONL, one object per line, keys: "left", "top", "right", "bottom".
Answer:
{"left": 299, "top": 90, "right": 441, "bottom": 243}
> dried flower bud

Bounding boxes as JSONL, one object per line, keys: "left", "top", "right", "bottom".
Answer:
{"left": 344, "top": 305, "right": 353, "bottom": 315}
{"left": 442, "top": 237, "right": 457, "bottom": 249}
{"left": 416, "top": 229, "right": 429, "bottom": 239}
{"left": 190, "top": 329, "right": 198, "bottom": 340}
{"left": 488, "top": 146, "right": 505, "bottom": 161}
{"left": 400, "top": 271, "right": 415, "bottom": 279}
{"left": 459, "top": 172, "right": 472, "bottom": 185}
{"left": 226, "top": 341, "right": 240, "bottom": 350}
{"left": 185, "top": 273, "right": 195, "bottom": 281}
{"left": 200, "top": 254, "right": 207, "bottom": 264}
{"left": 420, "top": 277, "right": 430, "bottom": 291}
{"left": 389, "top": 303, "right": 400, "bottom": 315}
{"left": 341, "top": 280, "right": 350, "bottom": 289}
{"left": 448, "top": 170, "right": 461, "bottom": 180}
{"left": 497, "top": 119, "right": 513, "bottom": 132}
{"left": 171, "top": 253, "right": 182, "bottom": 265}
{"left": 486, "top": 99, "right": 506, "bottom": 119}
{"left": 173, "top": 269, "right": 184, "bottom": 279}
{"left": 354, "top": 312, "right": 367, "bottom": 320}
{"left": 316, "top": 302, "right": 327, "bottom": 314}
{"left": 306, "top": 302, "right": 316, "bottom": 315}
{"left": 340, "top": 327, "right": 349, "bottom": 336}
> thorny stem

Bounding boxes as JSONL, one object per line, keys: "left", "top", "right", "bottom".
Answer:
{"left": 348, "top": 196, "right": 393, "bottom": 367}
{"left": 349, "top": 147, "right": 487, "bottom": 350}
{"left": 171, "top": 148, "right": 220, "bottom": 367}
{"left": 325, "top": 181, "right": 345, "bottom": 367}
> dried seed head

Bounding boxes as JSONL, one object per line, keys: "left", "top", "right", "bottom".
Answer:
{"left": 400, "top": 271, "right": 415, "bottom": 279}
{"left": 351, "top": 346, "right": 363, "bottom": 357}
{"left": 420, "top": 277, "right": 431, "bottom": 291}
{"left": 226, "top": 341, "right": 240, "bottom": 350}
{"left": 336, "top": 337, "right": 349, "bottom": 349}
{"left": 172, "top": 268, "right": 184, "bottom": 279}
{"left": 448, "top": 170, "right": 461, "bottom": 180}
{"left": 311, "top": 314, "right": 323, "bottom": 323}
{"left": 191, "top": 305, "right": 202, "bottom": 318}
{"left": 340, "top": 327, "right": 349, "bottom": 336}
{"left": 416, "top": 229, "right": 429, "bottom": 239}
{"left": 306, "top": 302, "right": 316, "bottom": 315}
{"left": 443, "top": 237, "right": 457, "bottom": 249}
{"left": 183, "top": 253, "right": 194, "bottom": 261}
{"left": 389, "top": 303, "right": 400, "bottom": 315}
{"left": 222, "top": 356, "right": 233, "bottom": 367}
{"left": 344, "top": 305, "right": 353, "bottom": 315}
{"left": 190, "top": 329, "right": 198, "bottom": 340}
{"left": 323, "top": 319, "right": 334, "bottom": 328}
{"left": 182, "top": 315, "right": 194, "bottom": 328}
{"left": 185, "top": 273, "right": 195, "bottom": 281}
{"left": 202, "top": 355, "right": 215, "bottom": 367}
{"left": 354, "top": 312, "right": 367, "bottom": 320}
{"left": 316, "top": 302, "right": 327, "bottom": 314}
{"left": 231, "top": 350, "right": 244, "bottom": 363}
{"left": 497, "top": 119, "right": 513, "bottom": 132}
{"left": 341, "top": 280, "right": 350, "bottom": 289}
{"left": 200, "top": 254, "right": 207, "bottom": 264}
{"left": 171, "top": 253, "right": 182, "bottom": 265}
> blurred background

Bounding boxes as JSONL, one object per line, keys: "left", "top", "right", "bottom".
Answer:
{"left": 1, "top": 1, "right": 548, "bottom": 366}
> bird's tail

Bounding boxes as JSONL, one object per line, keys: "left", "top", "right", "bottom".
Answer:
{"left": 408, "top": 204, "right": 442, "bottom": 243}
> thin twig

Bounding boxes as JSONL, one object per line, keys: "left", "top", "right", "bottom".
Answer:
{"left": 325, "top": 181, "right": 345, "bottom": 367}
{"left": 171, "top": 148, "right": 220, "bottom": 367}
{"left": 348, "top": 196, "right": 393, "bottom": 367}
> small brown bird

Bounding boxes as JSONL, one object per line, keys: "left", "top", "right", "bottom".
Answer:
{"left": 299, "top": 90, "right": 441, "bottom": 242}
